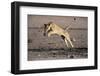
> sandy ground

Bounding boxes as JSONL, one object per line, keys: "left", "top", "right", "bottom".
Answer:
{"left": 28, "top": 48, "right": 87, "bottom": 61}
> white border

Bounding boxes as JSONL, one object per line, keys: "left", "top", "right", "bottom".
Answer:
{"left": 20, "top": 6, "right": 95, "bottom": 70}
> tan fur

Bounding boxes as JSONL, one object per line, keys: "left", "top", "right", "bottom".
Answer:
{"left": 44, "top": 22, "right": 74, "bottom": 48}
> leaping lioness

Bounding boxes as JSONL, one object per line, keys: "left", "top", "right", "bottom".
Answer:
{"left": 43, "top": 22, "right": 74, "bottom": 48}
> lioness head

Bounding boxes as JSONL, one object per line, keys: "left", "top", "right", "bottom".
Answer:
{"left": 43, "top": 22, "right": 53, "bottom": 36}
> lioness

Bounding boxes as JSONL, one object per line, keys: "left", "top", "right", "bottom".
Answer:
{"left": 43, "top": 22, "right": 74, "bottom": 48}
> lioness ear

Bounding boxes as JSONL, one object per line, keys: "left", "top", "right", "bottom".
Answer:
{"left": 44, "top": 24, "right": 47, "bottom": 28}
{"left": 44, "top": 24, "right": 46, "bottom": 25}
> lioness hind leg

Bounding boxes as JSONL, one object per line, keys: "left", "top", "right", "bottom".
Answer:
{"left": 61, "top": 35, "right": 69, "bottom": 48}
{"left": 67, "top": 38, "right": 74, "bottom": 48}
{"left": 64, "top": 39, "right": 69, "bottom": 48}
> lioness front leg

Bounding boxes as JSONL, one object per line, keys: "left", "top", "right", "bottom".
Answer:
{"left": 47, "top": 31, "right": 55, "bottom": 37}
